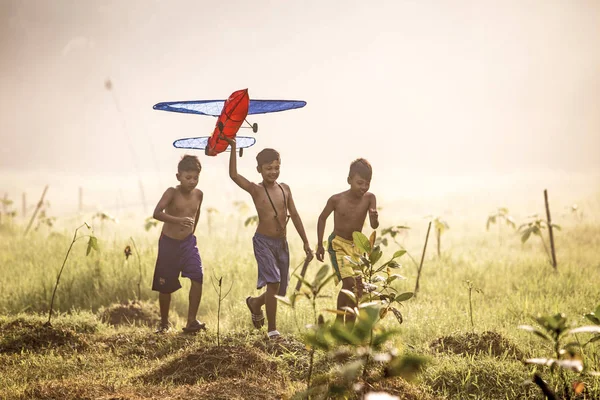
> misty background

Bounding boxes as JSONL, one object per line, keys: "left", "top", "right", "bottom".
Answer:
{"left": 1, "top": 0, "right": 599, "bottom": 222}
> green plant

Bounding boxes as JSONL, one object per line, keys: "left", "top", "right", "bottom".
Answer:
{"left": 277, "top": 264, "right": 336, "bottom": 390}
{"left": 287, "top": 231, "right": 421, "bottom": 398}
{"left": 144, "top": 216, "right": 158, "bottom": 231}
{"left": 0, "top": 196, "right": 17, "bottom": 225}
{"left": 304, "top": 303, "right": 426, "bottom": 399}
{"left": 486, "top": 207, "right": 516, "bottom": 244}
{"left": 35, "top": 209, "right": 56, "bottom": 231}
{"left": 380, "top": 225, "right": 418, "bottom": 267}
{"left": 518, "top": 215, "right": 561, "bottom": 266}
{"left": 244, "top": 215, "right": 258, "bottom": 227}
{"left": 584, "top": 304, "right": 600, "bottom": 346}
{"left": 210, "top": 275, "right": 233, "bottom": 347}
{"left": 343, "top": 231, "right": 413, "bottom": 328}
{"left": 463, "top": 280, "right": 483, "bottom": 331}
{"left": 93, "top": 211, "right": 118, "bottom": 233}
{"left": 518, "top": 313, "right": 600, "bottom": 399}
{"left": 428, "top": 216, "right": 449, "bottom": 257}
{"left": 125, "top": 237, "right": 143, "bottom": 301}
{"left": 46, "top": 223, "right": 99, "bottom": 326}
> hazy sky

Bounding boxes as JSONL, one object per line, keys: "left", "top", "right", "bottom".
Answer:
{"left": 1, "top": 0, "right": 599, "bottom": 214}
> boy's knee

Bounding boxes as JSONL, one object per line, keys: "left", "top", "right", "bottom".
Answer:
{"left": 266, "top": 282, "right": 280, "bottom": 293}
{"left": 341, "top": 277, "right": 356, "bottom": 290}
{"left": 190, "top": 279, "right": 202, "bottom": 287}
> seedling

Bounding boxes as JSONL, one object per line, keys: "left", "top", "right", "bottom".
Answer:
{"left": 210, "top": 275, "right": 233, "bottom": 347}
{"left": 125, "top": 237, "right": 143, "bottom": 301}
{"left": 244, "top": 215, "right": 258, "bottom": 227}
{"left": 277, "top": 263, "right": 336, "bottom": 389}
{"left": 92, "top": 211, "right": 118, "bottom": 233}
{"left": 518, "top": 312, "right": 600, "bottom": 398}
{"left": 35, "top": 209, "right": 56, "bottom": 231}
{"left": 144, "top": 216, "right": 158, "bottom": 231}
{"left": 463, "top": 280, "right": 483, "bottom": 331}
{"left": 518, "top": 215, "right": 561, "bottom": 267}
{"left": 315, "top": 230, "right": 416, "bottom": 390}
{"left": 46, "top": 223, "right": 99, "bottom": 326}
{"left": 426, "top": 216, "right": 449, "bottom": 257}
{"left": 486, "top": 207, "right": 516, "bottom": 244}
{"left": 380, "top": 225, "right": 418, "bottom": 267}
{"left": 0, "top": 195, "right": 16, "bottom": 226}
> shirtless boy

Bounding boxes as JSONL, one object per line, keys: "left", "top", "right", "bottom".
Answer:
{"left": 151, "top": 155, "right": 205, "bottom": 333}
{"left": 316, "top": 158, "right": 379, "bottom": 324}
{"left": 223, "top": 135, "right": 313, "bottom": 339}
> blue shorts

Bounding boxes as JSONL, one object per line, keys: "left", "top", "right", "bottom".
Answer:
{"left": 152, "top": 234, "right": 203, "bottom": 294}
{"left": 253, "top": 233, "right": 290, "bottom": 296}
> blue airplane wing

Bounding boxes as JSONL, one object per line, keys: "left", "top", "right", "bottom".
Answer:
{"left": 173, "top": 136, "right": 256, "bottom": 150}
{"left": 154, "top": 99, "right": 306, "bottom": 116}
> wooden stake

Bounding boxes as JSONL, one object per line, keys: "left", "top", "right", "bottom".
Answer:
{"left": 22, "top": 192, "right": 27, "bottom": 217}
{"left": 24, "top": 186, "right": 48, "bottom": 235}
{"left": 544, "top": 189, "right": 557, "bottom": 269}
{"left": 414, "top": 221, "right": 432, "bottom": 297}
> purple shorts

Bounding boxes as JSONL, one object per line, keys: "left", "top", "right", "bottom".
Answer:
{"left": 253, "top": 233, "right": 290, "bottom": 296}
{"left": 152, "top": 234, "right": 203, "bottom": 294}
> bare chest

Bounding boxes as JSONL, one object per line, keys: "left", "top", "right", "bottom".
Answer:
{"left": 254, "top": 186, "right": 287, "bottom": 216}
{"left": 168, "top": 193, "right": 199, "bottom": 216}
{"left": 336, "top": 198, "right": 369, "bottom": 219}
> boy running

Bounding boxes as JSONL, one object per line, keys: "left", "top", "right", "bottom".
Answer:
{"left": 316, "top": 158, "right": 379, "bottom": 324}
{"left": 151, "top": 155, "right": 205, "bottom": 333}
{"left": 223, "top": 135, "right": 313, "bottom": 340}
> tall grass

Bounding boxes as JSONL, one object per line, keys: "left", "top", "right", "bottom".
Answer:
{"left": 1, "top": 195, "right": 599, "bottom": 398}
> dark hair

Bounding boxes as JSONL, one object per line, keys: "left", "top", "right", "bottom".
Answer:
{"left": 256, "top": 148, "right": 280, "bottom": 168}
{"left": 349, "top": 158, "right": 372, "bottom": 180}
{"left": 178, "top": 155, "right": 201, "bottom": 173}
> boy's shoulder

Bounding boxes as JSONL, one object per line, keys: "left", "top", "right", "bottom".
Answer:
{"left": 365, "top": 191, "right": 376, "bottom": 199}
{"left": 330, "top": 189, "right": 349, "bottom": 199}
{"left": 327, "top": 190, "right": 348, "bottom": 205}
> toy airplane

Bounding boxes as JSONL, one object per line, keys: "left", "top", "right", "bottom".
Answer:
{"left": 153, "top": 89, "right": 306, "bottom": 156}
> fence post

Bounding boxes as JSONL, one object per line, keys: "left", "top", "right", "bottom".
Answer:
{"left": 544, "top": 189, "right": 558, "bottom": 269}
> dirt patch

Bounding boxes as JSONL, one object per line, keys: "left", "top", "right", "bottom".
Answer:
{"left": 99, "top": 332, "right": 198, "bottom": 359}
{"left": 429, "top": 330, "right": 524, "bottom": 359}
{"left": 0, "top": 318, "right": 88, "bottom": 354}
{"left": 141, "top": 344, "right": 281, "bottom": 384}
{"left": 252, "top": 335, "right": 311, "bottom": 380}
{"left": 21, "top": 377, "right": 286, "bottom": 400}
{"left": 252, "top": 334, "right": 307, "bottom": 355}
{"left": 98, "top": 301, "right": 159, "bottom": 327}
{"left": 190, "top": 376, "right": 287, "bottom": 400}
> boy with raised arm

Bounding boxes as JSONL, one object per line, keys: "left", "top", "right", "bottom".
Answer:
{"left": 223, "top": 135, "right": 313, "bottom": 340}
{"left": 151, "top": 155, "right": 205, "bottom": 334}
{"left": 316, "top": 158, "right": 379, "bottom": 325}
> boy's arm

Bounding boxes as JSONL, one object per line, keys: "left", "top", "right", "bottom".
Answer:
{"left": 368, "top": 193, "right": 379, "bottom": 229}
{"left": 153, "top": 188, "right": 193, "bottom": 228}
{"left": 285, "top": 184, "right": 313, "bottom": 260}
{"left": 192, "top": 190, "right": 203, "bottom": 234}
{"left": 316, "top": 196, "right": 335, "bottom": 262}
{"left": 222, "top": 136, "right": 256, "bottom": 195}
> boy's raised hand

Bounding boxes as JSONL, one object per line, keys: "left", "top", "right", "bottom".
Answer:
{"left": 219, "top": 132, "right": 235, "bottom": 146}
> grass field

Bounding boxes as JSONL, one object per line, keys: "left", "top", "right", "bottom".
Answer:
{"left": 1, "top": 190, "right": 599, "bottom": 399}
